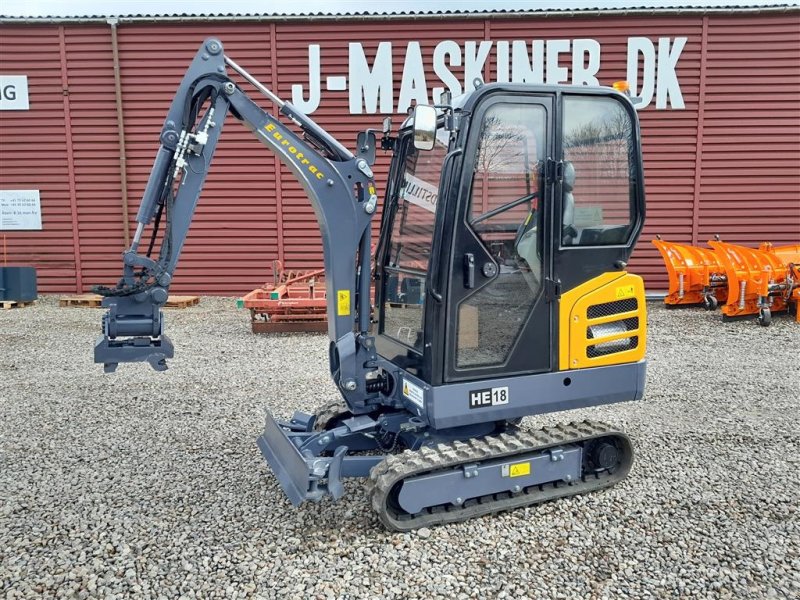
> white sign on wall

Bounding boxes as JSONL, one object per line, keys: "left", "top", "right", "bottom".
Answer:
{"left": 0, "top": 190, "right": 42, "bottom": 230}
{"left": 0, "top": 75, "right": 29, "bottom": 110}
{"left": 291, "top": 37, "right": 687, "bottom": 115}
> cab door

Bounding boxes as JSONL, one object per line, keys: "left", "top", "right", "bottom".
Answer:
{"left": 444, "top": 95, "right": 554, "bottom": 383}
{"left": 553, "top": 93, "right": 645, "bottom": 292}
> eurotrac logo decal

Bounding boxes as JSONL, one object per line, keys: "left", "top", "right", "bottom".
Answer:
{"left": 261, "top": 119, "right": 326, "bottom": 180}
{"left": 290, "top": 37, "right": 687, "bottom": 115}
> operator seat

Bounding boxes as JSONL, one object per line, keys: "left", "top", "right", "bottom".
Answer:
{"left": 561, "top": 161, "right": 578, "bottom": 245}
{"left": 515, "top": 161, "right": 578, "bottom": 293}
{"left": 515, "top": 212, "right": 541, "bottom": 293}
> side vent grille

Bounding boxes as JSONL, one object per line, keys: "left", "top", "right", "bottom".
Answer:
{"left": 563, "top": 273, "right": 646, "bottom": 370}
{"left": 584, "top": 300, "right": 640, "bottom": 359}
{"left": 587, "top": 298, "right": 638, "bottom": 319}
{"left": 588, "top": 335, "right": 639, "bottom": 358}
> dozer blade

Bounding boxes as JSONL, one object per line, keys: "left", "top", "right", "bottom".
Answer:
{"left": 256, "top": 410, "right": 349, "bottom": 506}
{"left": 652, "top": 239, "right": 727, "bottom": 306}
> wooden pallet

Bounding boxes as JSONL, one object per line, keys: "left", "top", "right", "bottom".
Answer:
{"left": 59, "top": 294, "right": 104, "bottom": 308}
{"left": 163, "top": 295, "right": 200, "bottom": 308}
{"left": 59, "top": 294, "right": 200, "bottom": 309}
{"left": 0, "top": 300, "right": 35, "bottom": 310}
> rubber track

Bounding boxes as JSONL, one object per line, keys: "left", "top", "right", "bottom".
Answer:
{"left": 366, "top": 420, "right": 633, "bottom": 532}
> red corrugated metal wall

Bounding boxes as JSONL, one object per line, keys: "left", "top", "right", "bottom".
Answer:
{"left": 1, "top": 13, "right": 798, "bottom": 294}
{"left": 697, "top": 15, "right": 800, "bottom": 244}
{"left": 0, "top": 27, "right": 79, "bottom": 290}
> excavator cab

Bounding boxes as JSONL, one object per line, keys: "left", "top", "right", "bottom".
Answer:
{"left": 92, "top": 39, "right": 648, "bottom": 530}
{"left": 375, "top": 84, "right": 646, "bottom": 391}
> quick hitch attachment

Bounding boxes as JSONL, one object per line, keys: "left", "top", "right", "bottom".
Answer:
{"left": 94, "top": 300, "right": 175, "bottom": 373}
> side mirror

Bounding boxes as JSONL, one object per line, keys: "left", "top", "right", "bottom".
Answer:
{"left": 356, "top": 130, "right": 376, "bottom": 166}
{"left": 413, "top": 105, "right": 437, "bottom": 151}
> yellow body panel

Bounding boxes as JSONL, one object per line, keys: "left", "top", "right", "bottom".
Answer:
{"left": 558, "top": 272, "right": 647, "bottom": 370}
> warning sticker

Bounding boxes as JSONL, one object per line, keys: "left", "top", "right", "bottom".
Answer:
{"left": 337, "top": 290, "right": 350, "bottom": 316}
{"left": 502, "top": 461, "right": 531, "bottom": 478}
{"left": 615, "top": 285, "right": 636, "bottom": 300}
{"left": 402, "top": 378, "right": 425, "bottom": 409}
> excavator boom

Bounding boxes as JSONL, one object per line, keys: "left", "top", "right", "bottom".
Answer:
{"left": 94, "top": 39, "right": 380, "bottom": 408}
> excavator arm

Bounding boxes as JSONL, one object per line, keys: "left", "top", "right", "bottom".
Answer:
{"left": 94, "top": 39, "right": 380, "bottom": 406}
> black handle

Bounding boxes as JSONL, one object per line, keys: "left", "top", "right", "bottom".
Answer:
{"left": 463, "top": 253, "right": 475, "bottom": 288}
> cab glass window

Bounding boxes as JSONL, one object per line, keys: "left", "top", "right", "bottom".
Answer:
{"left": 381, "top": 134, "right": 447, "bottom": 351}
{"left": 561, "top": 96, "right": 635, "bottom": 246}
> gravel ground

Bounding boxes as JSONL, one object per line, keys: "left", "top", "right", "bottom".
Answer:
{"left": 1, "top": 296, "right": 799, "bottom": 599}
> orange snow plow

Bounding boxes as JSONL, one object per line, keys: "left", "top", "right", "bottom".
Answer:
{"left": 765, "top": 243, "right": 800, "bottom": 323}
{"left": 654, "top": 239, "right": 799, "bottom": 325}
{"left": 708, "top": 241, "right": 798, "bottom": 325}
{"left": 762, "top": 244, "right": 800, "bottom": 323}
{"left": 762, "top": 242, "right": 800, "bottom": 268}
{"left": 651, "top": 238, "right": 727, "bottom": 309}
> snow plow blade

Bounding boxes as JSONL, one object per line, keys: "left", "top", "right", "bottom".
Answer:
{"left": 651, "top": 239, "right": 727, "bottom": 308}
{"left": 708, "top": 240, "right": 799, "bottom": 325}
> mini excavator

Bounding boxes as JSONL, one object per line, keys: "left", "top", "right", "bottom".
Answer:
{"left": 94, "top": 39, "right": 648, "bottom": 531}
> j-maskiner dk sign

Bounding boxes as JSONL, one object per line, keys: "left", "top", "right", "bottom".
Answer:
{"left": 291, "top": 37, "right": 687, "bottom": 114}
